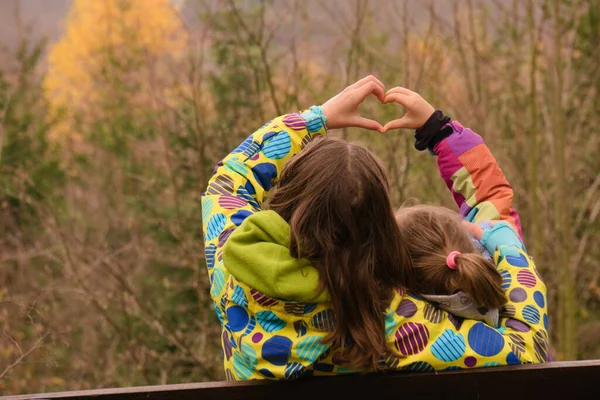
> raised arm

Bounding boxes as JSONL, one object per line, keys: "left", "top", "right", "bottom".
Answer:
{"left": 381, "top": 87, "right": 546, "bottom": 368}
{"left": 202, "top": 110, "right": 327, "bottom": 302}
{"left": 202, "top": 76, "right": 386, "bottom": 302}
{"left": 430, "top": 120, "right": 522, "bottom": 239}
{"left": 383, "top": 88, "right": 523, "bottom": 240}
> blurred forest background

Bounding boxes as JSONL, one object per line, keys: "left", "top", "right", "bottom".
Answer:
{"left": 1, "top": 0, "right": 599, "bottom": 395}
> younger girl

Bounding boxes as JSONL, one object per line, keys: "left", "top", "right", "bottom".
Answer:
{"left": 384, "top": 85, "right": 529, "bottom": 328}
{"left": 395, "top": 205, "right": 523, "bottom": 327}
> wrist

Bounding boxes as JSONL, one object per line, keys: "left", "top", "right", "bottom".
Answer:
{"left": 414, "top": 110, "right": 452, "bottom": 151}
{"left": 298, "top": 105, "right": 329, "bottom": 133}
{"left": 310, "top": 105, "right": 328, "bottom": 129}
{"left": 319, "top": 103, "right": 335, "bottom": 129}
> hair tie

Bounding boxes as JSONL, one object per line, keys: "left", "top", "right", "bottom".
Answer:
{"left": 446, "top": 251, "right": 461, "bottom": 270}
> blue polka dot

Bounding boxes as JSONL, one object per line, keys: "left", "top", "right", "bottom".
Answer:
{"left": 284, "top": 362, "right": 305, "bottom": 379}
{"left": 201, "top": 197, "right": 213, "bottom": 223}
{"left": 304, "top": 303, "right": 318, "bottom": 314}
{"left": 404, "top": 361, "right": 434, "bottom": 372}
{"left": 263, "top": 131, "right": 277, "bottom": 141}
{"left": 312, "top": 309, "right": 336, "bottom": 331}
{"left": 543, "top": 314, "right": 548, "bottom": 330}
{"left": 314, "top": 363, "right": 334, "bottom": 372}
{"left": 385, "top": 310, "right": 398, "bottom": 337}
{"left": 431, "top": 330, "right": 466, "bottom": 362}
{"left": 296, "top": 335, "right": 328, "bottom": 363}
{"left": 506, "top": 352, "right": 521, "bottom": 365}
{"left": 306, "top": 117, "right": 324, "bottom": 133}
{"left": 232, "top": 135, "right": 254, "bottom": 154}
{"left": 534, "top": 291, "right": 545, "bottom": 308}
{"left": 242, "top": 316, "right": 256, "bottom": 337}
{"left": 251, "top": 163, "right": 278, "bottom": 191}
{"left": 232, "top": 344, "right": 257, "bottom": 379}
{"left": 262, "top": 336, "right": 293, "bottom": 366}
{"left": 505, "top": 253, "right": 529, "bottom": 267}
{"left": 231, "top": 210, "right": 252, "bottom": 226}
{"left": 300, "top": 110, "right": 325, "bottom": 133}
{"left": 467, "top": 323, "right": 505, "bottom": 357}
{"left": 242, "top": 140, "right": 261, "bottom": 158}
{"left": 444, "top": 366, "right": 463, "bottom": 371}
{"left": 214, "top": 302, "right": 224, "bottom": 324}
{"left": 225, "top": 158, "right": 249, "bottom": 176}
{"left": 257, "top": 311, "right": 286, "bottom": 333}
{"left": 226, "top": 306, "right": 249, "bottom": 332}
{"left": 484, "top": 361, "right": 502, "bottom": 367}
{"left": 522, "top": 305, "right": 541, "bottom": 324}
{"left": 231, "top": 286, "right": 248, "bottom": 307}
{"left": 263, "top": 132, "right": 292, "bottom": 159}
{"left": 206, "top": 213, "right": 227, "bottom": 241}
{"left": 205, "top": 244, "right": 217, "bottom": 269}
{"left": 237, "top": 185, "right": 260, "bottom": 210}
{"left": 259, "top": 368, "right": 275, "bottom": 378}
{"left": 499, "top": 269, "right": 512, "bottom": 290}
{"left": 210, "top": 268, "right": 226, "bottom": 298}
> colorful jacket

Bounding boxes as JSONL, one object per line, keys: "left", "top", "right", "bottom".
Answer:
{"left": 201, "top": 108, "right": 549, "bottom": 380}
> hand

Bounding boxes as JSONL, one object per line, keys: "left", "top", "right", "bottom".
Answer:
{"left": 382, "top": 87, "right": 435, "bottom": 131}
{"left": 463, "top": 220, "right": 525, "bottom": 254}
{"left": 321, "top": 75, "right": 385, "bottom": 133}
{"left": 462, "top": 220, "right": 497, "bottom": 240}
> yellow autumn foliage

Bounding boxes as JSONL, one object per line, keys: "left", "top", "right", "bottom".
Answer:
{"left": 45, "top": 0, "right": 187, "bottom": 139}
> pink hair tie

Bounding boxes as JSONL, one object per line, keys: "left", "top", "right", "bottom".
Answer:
{"left": 446, "top": 251, "right": 461, "bottom": 270}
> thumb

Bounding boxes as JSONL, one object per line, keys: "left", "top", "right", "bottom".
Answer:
{"left": 352, "top": 116, "right": 384, "bottom": 132}
{"left": 383, "top": 115, "right": 413, "bottom": 132}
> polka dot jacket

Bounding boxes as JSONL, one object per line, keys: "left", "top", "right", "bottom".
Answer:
{"left": 201, "top": 106, "right": 549, "bottom": 380}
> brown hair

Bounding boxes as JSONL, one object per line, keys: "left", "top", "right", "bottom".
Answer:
{"left": 395, "top": 205, "right": 507, "bottom": 309}
{"left": 268, "top": 137, "right": 412, "bottom": 370}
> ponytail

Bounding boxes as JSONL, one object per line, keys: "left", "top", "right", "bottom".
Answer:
{"left": 454, "top": 253, "right": 507, "bottom": 309}
{"left": 395, "top": 204, "right": 508, "bottom": 310}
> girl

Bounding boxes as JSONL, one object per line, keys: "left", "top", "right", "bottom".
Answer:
{"left": 202, "top": 77, "right": 548, "bottom": 379}
{"left": 395, "top": 205, "right": 523, "bottom": 327}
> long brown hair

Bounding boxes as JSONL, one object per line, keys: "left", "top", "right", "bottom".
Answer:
{"left": 395, "top": 205, "right": 507, "bottom": 309}
{"left": 268, "top": 137, "right": 412, "bottom": 370}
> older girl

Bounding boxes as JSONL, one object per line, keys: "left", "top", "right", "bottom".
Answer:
{"left": 202, "top": 77, "right": 548, "bottom": 379}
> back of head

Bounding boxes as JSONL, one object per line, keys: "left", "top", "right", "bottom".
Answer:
{"left": 268, "top": 137, "right": 412, "bottom": 370}
{"left": 395, "top": 205, "right": 507, "bottom": 309}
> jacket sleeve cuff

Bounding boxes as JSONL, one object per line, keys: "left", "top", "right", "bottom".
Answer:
{"left": 300, "top": 105, "right": 328, "bottom": 133}
{"left": 414, "top": 110, "right": 452, "bottom": 151}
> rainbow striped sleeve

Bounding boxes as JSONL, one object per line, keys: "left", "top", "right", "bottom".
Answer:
{"left": 432, "top": 121, "right": 524, "bottom": 240}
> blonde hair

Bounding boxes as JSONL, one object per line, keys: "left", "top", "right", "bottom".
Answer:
{"left": 395, "top": 205, "right": 507, "bottom": 309}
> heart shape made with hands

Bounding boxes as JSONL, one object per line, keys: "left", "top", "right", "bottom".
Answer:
{"left": 321, "top": 75, "right": 435, "bottom": 134}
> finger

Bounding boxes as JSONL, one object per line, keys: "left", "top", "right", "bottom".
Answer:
{"left": 353, "top": 75, "right": 385, "bottom": 92}
{"left": 462, "top": 220, "right": 484, "bottom": 240}
{"left": 352, "top": 116, "right": 384, "bottom": 133}
{"left": 357, "top": 81, "right": 385, "bottom": 102}
{"left": 382, "top": 116, "right": 413, "bottom": 131}
{"left": 385, "top": 86, "right": 414, "bottom": 97}
{"left": 382, "top": 93, "right": 411, "bottom": 107}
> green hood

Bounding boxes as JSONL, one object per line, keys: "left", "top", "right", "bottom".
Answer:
{"left": 222, "top": 210, "right": 329, "bottom": 303}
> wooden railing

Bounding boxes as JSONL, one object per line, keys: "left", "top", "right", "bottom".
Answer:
{"left": 6, "top": 360, "right": 600, "bottom": 400}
